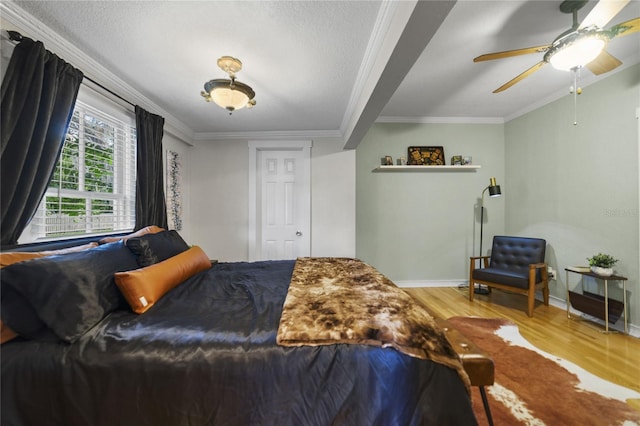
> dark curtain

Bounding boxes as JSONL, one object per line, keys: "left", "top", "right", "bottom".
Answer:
{"left": 1, "top": 37, "right": 84, "bottom": 246}
{"left": 134, "top": 105, "right": 168, "bottom": 230}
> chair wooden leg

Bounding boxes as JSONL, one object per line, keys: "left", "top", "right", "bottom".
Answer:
{"left": 527, "top": 289, "right": 535, "bottom": 317}
{"left": 543, "top": 282, "right": 549, "bottom": 306}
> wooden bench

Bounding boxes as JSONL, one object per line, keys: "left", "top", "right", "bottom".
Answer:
{"left": 436, "top": 318, "right": 495, "bottom": 426}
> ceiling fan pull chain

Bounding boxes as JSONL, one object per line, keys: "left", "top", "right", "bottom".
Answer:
{"left": 570, "top": 67, "right": 583, "bottom": 125}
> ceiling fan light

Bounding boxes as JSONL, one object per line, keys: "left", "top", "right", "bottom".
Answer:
{"left": 548, "top": 36, "right": 606, "bottom": 71}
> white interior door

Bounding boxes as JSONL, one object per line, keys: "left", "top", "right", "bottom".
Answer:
{"left": 249, "top": 141, "right": 311, "bottom": 261}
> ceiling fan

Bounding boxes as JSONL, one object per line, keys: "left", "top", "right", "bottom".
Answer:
{"left": 474, "top": 0, "right": 640, "bottom": 93}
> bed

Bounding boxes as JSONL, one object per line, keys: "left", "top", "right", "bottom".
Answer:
{"left": 1, "top": 229, "right": 477, "bottom": 425}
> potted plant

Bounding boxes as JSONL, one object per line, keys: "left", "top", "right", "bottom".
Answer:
{"left": 587, "top": 253, "right": 618, "bottom": 276}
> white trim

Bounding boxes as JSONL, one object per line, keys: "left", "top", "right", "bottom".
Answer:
{"left": 195, "top": 130, "right": 340, "bottom": 141}
{"left": 248, "top": 140, "right": 312, "bottom": 261}
{"left": 77, "top": 85, "right": 135, "bottom": 126}
{"left": 394, "top": 279, "right": 467, "bottom": 288}
{"left": 249, "top": 141, "right": 313, "bottom": 150}
{"left": 339, "top": 0, "right": 399, "bottom": 136}
{"left": 504, "top": 61, "right": 639, "bottom": 122}
{"left": 376, "top": 116, "right": 504, "bottom": 125}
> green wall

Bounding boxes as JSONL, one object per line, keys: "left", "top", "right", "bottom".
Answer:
{"left": 356, "top": 64, "right": 639, "bottom": 329}
{"left": 505, "top": 64, "right": 640, "bottom": 327}
{"left": 356, "top": 65, "right": 640, "bottom": 325}
{"left": 356, "top": 123, "right": 505, "bottom": 283}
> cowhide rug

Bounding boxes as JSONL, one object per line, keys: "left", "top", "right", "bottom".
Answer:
{"left": 276, "top": 257, "right": 470, "bottom": 390}
{"left": 447, "top": 316, "right": 640, "bottom": 426}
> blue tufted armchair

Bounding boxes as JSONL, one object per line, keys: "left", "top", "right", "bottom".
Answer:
{"left": 469, "top": 236, "right": 549, "bottom": 317}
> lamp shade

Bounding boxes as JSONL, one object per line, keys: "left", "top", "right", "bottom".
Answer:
{"left": 488, "top": 177, "right": 501, "bottom": 197}
{"left": 479, "top": 177, "right": 503, "bottom": 257}
{"left": 203, "top": 79, "right": 256, "bottom": 112}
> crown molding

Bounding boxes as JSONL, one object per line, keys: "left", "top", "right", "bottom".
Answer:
{"left": 193, "top": 129, "right": 342, "bottom": 142}
{"left": 504, "top": 60, "right": 639, "bottom": 123}
{"left": 1, "top": 1, "right": 195, "bottom": 145}
{"left": 376, "top": 116, "right": 505, "bottom": 124}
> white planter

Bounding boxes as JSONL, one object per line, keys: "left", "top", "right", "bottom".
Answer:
{"left": 591, "top": 266, "right": 613, "bottom": 276}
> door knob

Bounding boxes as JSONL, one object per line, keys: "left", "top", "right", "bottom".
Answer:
{"left": 296, "top": 231, "right": 302, "bottom": 236}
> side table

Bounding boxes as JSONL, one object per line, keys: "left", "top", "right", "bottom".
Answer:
{"left": 565, "top": 267, "right": 628, "bottom": 334}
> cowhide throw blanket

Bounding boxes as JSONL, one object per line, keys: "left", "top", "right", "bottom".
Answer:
{"left": 277, "top": 257, "right": 470, "bottom": 391}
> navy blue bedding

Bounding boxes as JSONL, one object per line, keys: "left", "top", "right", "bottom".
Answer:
{"left": 1, "top": 260, "right": 476, "bottom": 425}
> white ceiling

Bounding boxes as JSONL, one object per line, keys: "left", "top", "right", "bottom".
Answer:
{"left": 381, "top": 0, "right": 640, "bottom": 122}
{"left": 2, "top": 0, "right": 639, "bottom": 148}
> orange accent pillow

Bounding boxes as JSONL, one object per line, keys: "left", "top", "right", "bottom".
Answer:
{"left": 0, "top": 242, "right": 99, "bottom": 268}
{"left": 114, "top": 246, "right": 211, "bottom": 314}
{"left": 0, "top": 251, "right": 47, "bottom": 268}
{"left": 99, "top": 225, "right": 164, "bottom": 244}
{"left": 0, "top": 241, "right": 99, "bottom": 343}
{"left": 0, "top": 321, "right": 18, "bottom": 344}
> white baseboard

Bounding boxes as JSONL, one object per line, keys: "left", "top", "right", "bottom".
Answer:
{"left": 394, "top": 279, "right": 466, "bottom": 288}
{"left": 395, "top": 280, "right": 640, "bottom": 338}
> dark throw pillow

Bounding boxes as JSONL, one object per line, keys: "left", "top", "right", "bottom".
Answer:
{"left": 0, "top": 241, "right": 140, "bottom": 342}
{"left": 126, "top": 230, "right": 190, "bottom": 267}
{"left": 0, "top": 285, "right": 49, "bottom": 339}
{"left": 0, "top": 241, "right": 100, "bottom": 343}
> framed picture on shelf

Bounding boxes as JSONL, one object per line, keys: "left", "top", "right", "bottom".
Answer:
{"left": 408, "top": 146, "right": 445, "bottom": 165}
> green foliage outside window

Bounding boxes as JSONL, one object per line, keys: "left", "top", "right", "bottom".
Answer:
{"left": 48, "top": 112, "right": 116, "bottom": 216}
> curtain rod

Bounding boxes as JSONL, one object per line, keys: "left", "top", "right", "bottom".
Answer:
{"left": 7, "top": 30, "right": 136, "bottom": 109}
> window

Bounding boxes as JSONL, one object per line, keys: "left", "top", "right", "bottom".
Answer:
{"left": 25, "top": 91, "right": 137, "bottom": 240}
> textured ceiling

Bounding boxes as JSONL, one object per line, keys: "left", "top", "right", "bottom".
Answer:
{"left": 8, "top": 1, "right": 381, "bottom": 136}
{"left": 3, "top": 0, "right": 639, "bottom": 146}
{"left": 381, "top": 0, "right": 640, "bottom": 121}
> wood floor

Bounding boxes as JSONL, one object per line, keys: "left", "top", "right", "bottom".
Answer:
{"left": 405, "top": 286, "right": 640, "bottom": 394}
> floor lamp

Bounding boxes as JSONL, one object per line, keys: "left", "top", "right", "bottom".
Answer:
{"left": 476, "top": 177, "right": 502, "bottom": 294}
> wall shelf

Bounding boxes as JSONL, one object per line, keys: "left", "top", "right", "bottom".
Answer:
{"left": 373, "top": 165, "right": 481, "bottom": 172}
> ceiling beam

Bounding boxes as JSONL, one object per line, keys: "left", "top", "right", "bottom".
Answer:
{"left": 342, "top": 0, "right": 456, "bottom": 150}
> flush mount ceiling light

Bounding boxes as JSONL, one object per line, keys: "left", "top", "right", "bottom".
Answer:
{"left": 201, "top": 56, "right": 256, "bottom": 114}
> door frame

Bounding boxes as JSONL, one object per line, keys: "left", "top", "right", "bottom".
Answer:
{"left": 248, "top": 140, "right": 312, "bottom": 261}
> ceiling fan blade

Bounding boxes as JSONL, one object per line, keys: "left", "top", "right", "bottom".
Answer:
{"left": 493, "top": 61, "right": 547, "bottom": 93}
{"left": 474, "top": 45, "right": 550, "bottom": 62}
{"left": 579, "top": 0, "right": 630, "bottom": 29}
{"left": 586, "top": 49, "right": 622, "bottom": 74}
{"left": 608, "top": 16, "right": 640, "bottom": 38}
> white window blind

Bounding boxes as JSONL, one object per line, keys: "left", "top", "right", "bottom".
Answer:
{"left": 29, "top": 100, "right": 137, "bottom": 239}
